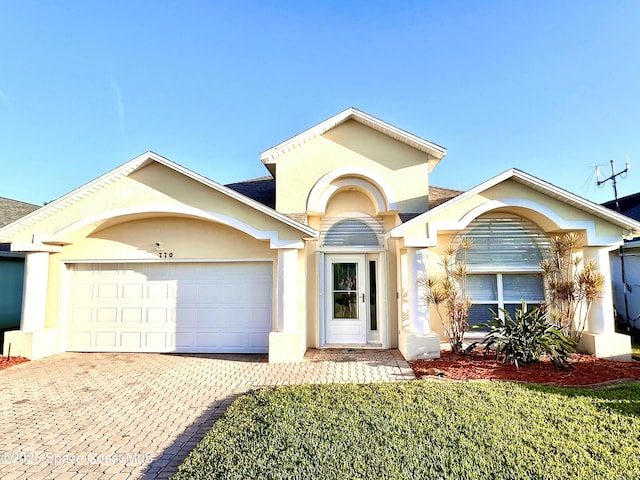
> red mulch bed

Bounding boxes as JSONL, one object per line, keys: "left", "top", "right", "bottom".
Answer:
{"left": 410, "top": 349, "right": 640, "bottom": 387}
{"left": 0, "top": 356, "right": 30, "bottom": 371}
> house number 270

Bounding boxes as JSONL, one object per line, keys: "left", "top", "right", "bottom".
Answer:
{"left": 158, "top": 252, "right": 174, "bottom": 258}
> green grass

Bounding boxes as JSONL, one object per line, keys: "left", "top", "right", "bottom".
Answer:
{"left": 172, "top": 381, "right": 640, "bottom": 480}
{"left": 632, "top": 340, "right": 640, "bottom": 357}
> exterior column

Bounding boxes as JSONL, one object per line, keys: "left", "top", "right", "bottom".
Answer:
{"left": 20, "top": 251, "right": 49, "bottom": 331}
{"left": 277, "top": 248, "right": 298, "bottom": 333}
{"left": 583, "top": 246, "right": 615, "bottom": 334}
{"left": 578, "top": 246, "right": 631, "bottom": 361}
{"left": 398, "top": 247, "right": 439, "bottom": 361}
{"left": 269, "top": 248, "right": 303, "bottom": 363}
{"left": 406, "top": 247, "right": 430, "bottom": 334}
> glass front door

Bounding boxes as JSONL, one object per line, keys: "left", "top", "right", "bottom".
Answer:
{"left": 325, "top": 255, "right": 378, "bottom": 344}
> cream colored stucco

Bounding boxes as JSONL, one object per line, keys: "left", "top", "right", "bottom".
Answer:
{"left": 62, "top": 217, "right": 276, "bottom": 261}
{"left": 400, "top": 179, "right": 628, "bottom": 246}
{"left": 273, "top": 120, "right": 431, "bottom": 214}
{"left": 8, "top": 162, "right": 308, "bottom": 246}
{"left": 325, "top": 190, "right": 378, "bottom": 218}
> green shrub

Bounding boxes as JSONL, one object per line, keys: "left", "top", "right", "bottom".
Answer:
{"left": 482, "top": 301, "right": 576, "bottom": 369}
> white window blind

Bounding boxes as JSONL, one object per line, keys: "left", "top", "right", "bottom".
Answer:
{"left": 321, "top": 217, "right": 383, "bottom": 247}
{"left": 455, "top": 215, "right": 549, "bottom": 329}
{"left": 456, "top": 216, "right": 550, "bottom": 271}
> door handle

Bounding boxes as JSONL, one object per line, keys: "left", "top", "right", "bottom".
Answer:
{"left": 362, "top": 293, "right": 365, "bottom": 303}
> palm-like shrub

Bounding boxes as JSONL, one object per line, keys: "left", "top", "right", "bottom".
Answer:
{"left": 482, "top": 301, "right": 576, "bottom": 369}
{"left": 540, "top": 232, "right": 605, "bottom": 343}
{"left": 420, "top": 238, "right": 473, "bottom": 354}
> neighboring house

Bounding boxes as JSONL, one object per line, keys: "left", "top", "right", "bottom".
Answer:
{"left": 603, "top": 192, "right": 640, "bottom": 331}
{"left": 0, "top": 198, "right": 40, "bottom": 350}
{"left": 0, "top": 197, "right": 40, "bottom": 228}
{"left": 1, "top": 108, "right": 639, "bottom": 362}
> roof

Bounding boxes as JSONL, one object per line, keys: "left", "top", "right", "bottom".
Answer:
{"left": 602, "top": 191, "right": 640, "bottom": 222}
{"left": 428, "top": 185, "right": 464, "bottom": 209}
{"left": 259, "top": 107, "right": 447, "bottom": 173}
{"left": 225, "top": 176, "right": 275, "bottom": 209}
{"left": 391, "top": 168, "right": 640, "bottom": 239}
{"left": 397, "top": 186, "right": 464, "bottom": 222}
{"left": 0, "top": 197, "right": 40, "bottom": 228}
{"left": 0, "top": 152, "right": 317, "bottom": 241}
{"left": 225, "top": 177, "right": 462, "bottom": 222}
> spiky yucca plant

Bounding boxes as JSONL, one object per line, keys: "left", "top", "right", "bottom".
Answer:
{"left": 419, "top": 238, "right": 473, "bottom": 353}
{"left": 540, "top": 232, "right": 605, "bottom": 343}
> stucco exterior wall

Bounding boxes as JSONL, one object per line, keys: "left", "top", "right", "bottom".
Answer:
{"left": 401, "top": 179, "right": 625, "bottom": 245}
{"left": 61, "top": 217, "right": 276, "bottom": 261}
{"left": 325, "top": 190, "right": 378, "bottom": 217}
{"left": 8, "top": 162, "right": 306, "bottom": 245}
{"left": 273, "top": 120, "right": 431, "bottom": 214}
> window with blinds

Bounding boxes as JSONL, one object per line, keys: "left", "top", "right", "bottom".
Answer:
{"left": 455, "top": 215, "right": 549, "bottom": 329}
{"left": 321, "top": 217, "right": 383, "bottom": 247}
{"left": 456, "top": 216, "right": 551, "bottom": 270}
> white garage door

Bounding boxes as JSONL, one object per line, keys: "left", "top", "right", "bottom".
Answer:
{"left": 66, "top": 262, "right": 273, "bottom": 353}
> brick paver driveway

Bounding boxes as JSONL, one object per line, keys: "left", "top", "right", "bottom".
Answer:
{"left": 1, "top": 349, "right": 414, "bottom": 479}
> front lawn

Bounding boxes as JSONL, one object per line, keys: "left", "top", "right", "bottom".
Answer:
{"left": 172, "top": 381, "right": 640, "bottom": 480}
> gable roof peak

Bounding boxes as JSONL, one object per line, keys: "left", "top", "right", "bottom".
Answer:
{"left": 0, "top": 151, "right": 317, "bottom": 241}
{"left": 259, "top": 107, "right": 447, "bottom": 167}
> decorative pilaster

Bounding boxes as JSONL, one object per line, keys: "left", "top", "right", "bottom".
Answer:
{"left": 578, "top": 246, "right": 631, "bottom": 361}
{"left": 277, "top": 248, "right": 298, "bottom": 333}
{"left": 21, "top": 251, "right": 49, "bottom": 331}
{"left": 406, "top": 247, "right": 430, "bottom": 334}
{"left": 399, "top": 247, "right": 440, "bottom": 361}
{"left": 269, "top": 248, "right": 303, "bottom": 363}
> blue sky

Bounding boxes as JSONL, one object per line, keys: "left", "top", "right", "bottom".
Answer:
{"left": 1, "top": 1, "right": 638, "bottom": 206}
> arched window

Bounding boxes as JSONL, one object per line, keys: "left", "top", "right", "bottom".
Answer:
{"left": 321, "top": 217, "right": 382, "bottom": 247}
{"left": 456, "top": 215, "right": 550, "bottom": 330}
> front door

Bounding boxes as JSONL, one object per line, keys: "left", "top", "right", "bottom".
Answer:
{"left": 325, "top": 255, "right": 372, "bottom": 344}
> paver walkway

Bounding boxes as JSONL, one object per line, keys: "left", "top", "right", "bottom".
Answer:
{"left": 0, "top": 349, "right": 414, "bottom": 479}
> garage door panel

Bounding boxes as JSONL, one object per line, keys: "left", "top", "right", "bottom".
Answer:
{"left": 96, "top": 308, "right": 117, "bottom": 323}
{"left": 123, "top": 284, "right": 144, "bottom": 299}
{"left": 178, "top": 283, "right": 201, "bottom": 302}
{"left": 196, "top": 283, "right": 224, "bottom": 302}
{"left": 121, "top": 331, "right": 143, "bottom": 348}
{"left": 122, "top": 308, "right": 144, "bottom": 324}
{"left": 147, "top": 308, "right": 171, "bottom": 324}
{"left": 67, "top": 262, "right": 273, "bottom": 353}
{"left": 148, "top": 282, "right": 173, "bottom": 300}
{"left": 95, "top": 331, "right": 117, "bottom": 348}
{"left": 146, "top": 331, "right": 171, "bottom": 349}
{"left": 97, "top": 284, "right": 119, "bottom": 299}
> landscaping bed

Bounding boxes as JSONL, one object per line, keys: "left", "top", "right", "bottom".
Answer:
{"left": 0, "top": 356, "right": 29, "bottom": 371}
{"left": 410, "top": 349, "right": 640, "bottom": 386}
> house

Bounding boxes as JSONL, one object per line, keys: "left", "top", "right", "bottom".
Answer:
{"left": 1, "top": 108, "right": 639, "bottom": 362}
{"left": 0, "top": 198, "right": 40, "bottom": 350}
{"left": 603, "top": 192, "right": 640, "bottom": 332}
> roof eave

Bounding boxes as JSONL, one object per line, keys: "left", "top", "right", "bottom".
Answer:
{"left": 390, "top": 168, "right": 640, "bottom": 237}
{"left": 0, "top": 151, "right": 318, "bottom": 241}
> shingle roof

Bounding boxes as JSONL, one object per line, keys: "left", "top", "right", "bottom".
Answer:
{"left": 225, "top": 176, "right": 275, "bottom": 209}
{"left": 428, "top": 185, "right": 464, "bottom": 209}
{"left": 225, "top": 177, "right": 463, "bottom": 220}
{"left": 0, "top": 197, "right": 40, "bottom": 228}
{"left": 602, "top": 192, "right": 640, "bottom": 222}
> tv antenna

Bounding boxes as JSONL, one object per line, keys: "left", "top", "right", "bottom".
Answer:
{"left": 597, "top": 156, "right": 630, "bottom": 211}
{"left": 597, "top": 155, "right": 633, "bottom": 328}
